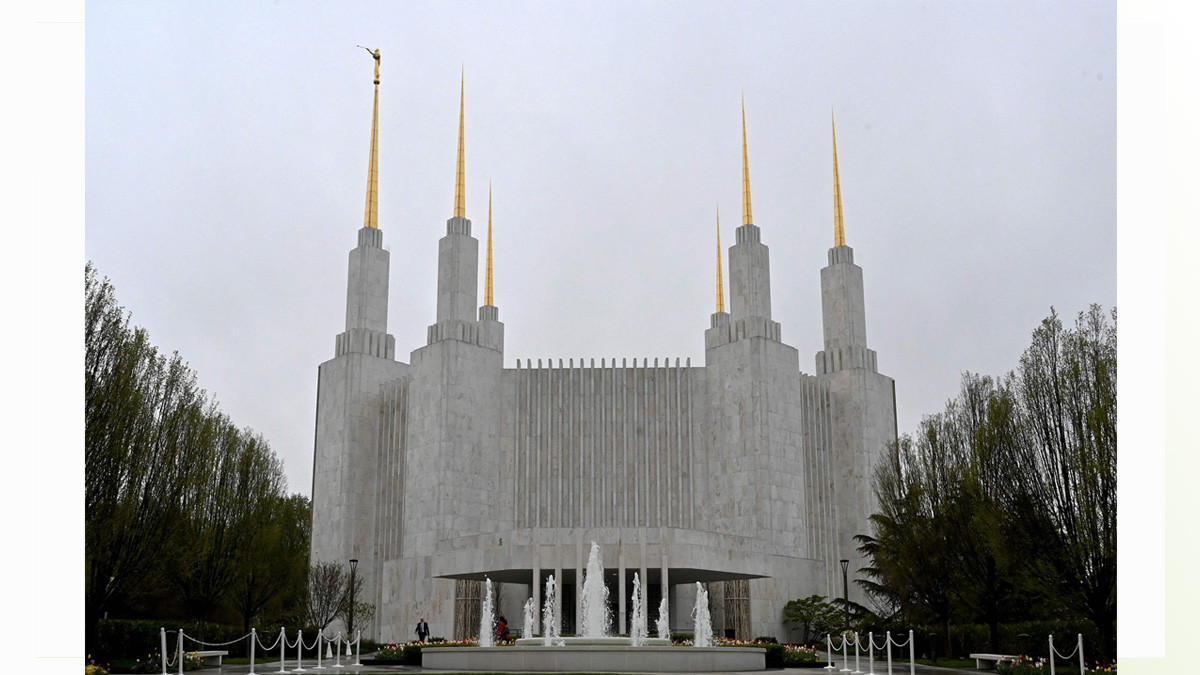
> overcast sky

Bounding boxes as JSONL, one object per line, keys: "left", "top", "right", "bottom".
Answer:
{"left": 85, "top": 0, "right": 1116, "bottom": 498}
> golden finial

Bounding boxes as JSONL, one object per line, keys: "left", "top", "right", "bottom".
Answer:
{"left": 833, "top": 111, "right": 845, "bottom": 247}
{"left": 359, "top": 46, "right": 381, "bottom": 229}
{"left": 358, "top": 45, "right": 381, "bottom": 84}
{"left": 485, "top": 182, "right": 495, "bottom": 306}
{"left": 453, "top": 70, "right": 467, "bottom": 219}
{"left": 741, "top": 97, "right": 753, "bottom": 226}
{"left": 716, "top": 204, "right": 725, "bottom": 313}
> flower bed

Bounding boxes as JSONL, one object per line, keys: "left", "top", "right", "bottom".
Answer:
{"left": 782, "top": 644, "right": 821, "bottom": 666}
{"left": 996, "top": 654, "right": 1117, "bottom": 674}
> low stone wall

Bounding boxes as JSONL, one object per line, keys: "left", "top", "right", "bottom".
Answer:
{"left": 422, "top": 645, "right": 765, "bottom": 672}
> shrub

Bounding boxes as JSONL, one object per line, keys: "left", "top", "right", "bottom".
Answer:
{"left": 757, "top": 643, "right": 785, "bottom": 668}
{"left": 95, "top": 620, "right": 163, "bottom": 661}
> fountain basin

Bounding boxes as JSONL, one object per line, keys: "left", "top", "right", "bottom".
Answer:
{"left": 514, "top": 636, "right": 672, "bottom": 647}
{"left": 422, "top": 645, "right": 765, "bottom": 672}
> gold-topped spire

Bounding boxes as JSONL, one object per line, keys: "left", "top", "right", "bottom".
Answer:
{"left": 453, "top": 70, "right": 466, "bottom": 219}
{"left": 741, "top": 97, "right": 753, "bottom": 226}
{"left": 716, "top": 204, "right": 725, "bottom": 313}
{"left": 832, "top": 111, "right": 845, "bottom": 246}
{"left": 359, "top": 46, "right": 381, "bottom": 229}
{"left": 485, "top": 182, "right": 495, "bottom": 306}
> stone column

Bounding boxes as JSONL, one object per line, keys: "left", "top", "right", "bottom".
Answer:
{"left": 639, "top": 564, "right": 648, "bottom": 617}
{"left": 575, "top": 539, "right": 584, "bottom": 634}
{"left": 660, "top": 553, "right": 669, "bottom": 635}
{"left": 554, "top": 563, "right": 562, "bottom": 632}
{"left": 532, "top": 555, "right": 541, "bottom": 634}
{"left": 618, "top": 544, "right": 627, "bottom": 635}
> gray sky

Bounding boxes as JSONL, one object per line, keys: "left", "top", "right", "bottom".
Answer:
{"left": 85, "top": 0, "right": 1116, "bottom": 498}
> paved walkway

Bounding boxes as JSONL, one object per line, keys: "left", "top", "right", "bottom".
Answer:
{"left": 122, "top": 659, "right": 989, "bottom": 675}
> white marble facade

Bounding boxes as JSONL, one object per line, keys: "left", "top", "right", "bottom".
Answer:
{"left": 310, "top": 189, "right": 896, "bottom": 644}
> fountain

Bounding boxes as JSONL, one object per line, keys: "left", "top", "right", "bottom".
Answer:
{"left": 692, "top": 582, "right": 713, "bottom": 647}
{"left": 657, "top": 597, "right": 670, "bottom": 640}
{"left": 515, "top": 542, "right": 668, "bottom": 648}
{"left": 630, "top": 572, "right": 647, "bottom": 646}
{"left": 522, "top": 597, "right": 536, "bottom": 639}
{"left": 479, "top": 577, "right": 495, "bottom": 647}
{"left": 580, "top": 541, "right": 612, "bottom": 637}
{"left": 542, "top": 574, "right": 561, "bottom": 646}
{"left": 423, "top": 542, "right": 765, "bottom": 672}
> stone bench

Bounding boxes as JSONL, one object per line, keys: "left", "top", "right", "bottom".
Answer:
{"left": 969, "top": 653, "right": 1019, "bottom": 670}
{"left": 187, "top": 650, "right": 229, "bottom": 667}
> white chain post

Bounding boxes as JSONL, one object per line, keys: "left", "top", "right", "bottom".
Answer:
{"left": 353, "top": 630, "right": 362, "bottom": 667}
{"left": 249, "top": 628, "right": 257, "bottom": 675}
{"left": 907, "top": 630, "right": 914, "bottom": 675}
{"left": 886, "top": 631, "right": 893, "bottom": 675}
{"left": 841, "top": 633, "right": 851, "bottom": 672}
{"left": 315, "top": 632, "right": 324, "bottom": 670}
{"left": 294, "top": 629, "right": 305, "bottom": 672}
{"left": 1077, "top": 633, "right": 1084, "bottom": 675}
{"left": 278, "top": 627, "right": 287, "bottom": 674}
{"left": 177, "top": 629, "right": 184, "bottom": 675}
{"left": 854, "top": 632, "right": 862, "bottom": 674}
{"left": 1048, "top": 635, "right": 1056, "bottom": 675}
{"left": 160, "top": 628, "right": 168, "bottom": 675}
{"left": 333, "top": 633, "right": 343, "bottom": 668}
{"left": 867, "top": 631, "right": 875, "bottom": 675}
{"left": 825, "top": 634, "right": 835, "bottom": 670}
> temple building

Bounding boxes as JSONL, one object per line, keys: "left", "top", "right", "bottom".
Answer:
{"left": 310, "top": 53, "right": 897, "bottom": 643}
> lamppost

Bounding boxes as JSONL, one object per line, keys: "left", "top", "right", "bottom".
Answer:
{"left": 348, "top": 559, "right": 359, "bottom": 636}
{"left": 839, "top": 559, "right": 850, "bottom": 631}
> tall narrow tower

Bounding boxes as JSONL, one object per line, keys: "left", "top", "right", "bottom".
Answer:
{"left": 338, "top": 47, "right": 394, "bottom": 360}
{"left": 311, "top": 49, "right": 407, "bottom": 637}
{"left": 705, "top": 99, "right": 804, "bottom": 547}
{"left": 390, "top": 75, "right": 506, "bottom": 638}
{"left": 816, "top": 113, "right": 897, "bottom": 603}
{"left": 726, "top": 99, "right": 780, "bottom": 341}
{"left": 427, "top": 73, "right": 480, "bottom": 341}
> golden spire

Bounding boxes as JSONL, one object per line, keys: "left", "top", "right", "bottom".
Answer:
{"left": 359, "top": 46, "right": 381, "bottom": 229}
{"left": 485, "top": 182, "right": 495, "bottom": 306}
{"left": 741, "top": 97, "right": 753, "bottom": 226}
{"left": 716, "top": 204, "right": 725, "bottom": 313}
{"left": 453, "top": 70, "right": 467, "bottom": 218}
{"left": 832, "top": 111, "right": 846, "bottom": 246}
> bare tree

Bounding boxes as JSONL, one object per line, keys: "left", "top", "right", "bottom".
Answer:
{"left": 307, "top": 561, "right": 348, "bottom": 631}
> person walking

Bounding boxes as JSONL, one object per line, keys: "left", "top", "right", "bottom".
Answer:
{"left": 415, "top": 617, "right": 430, "bottom": 642}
